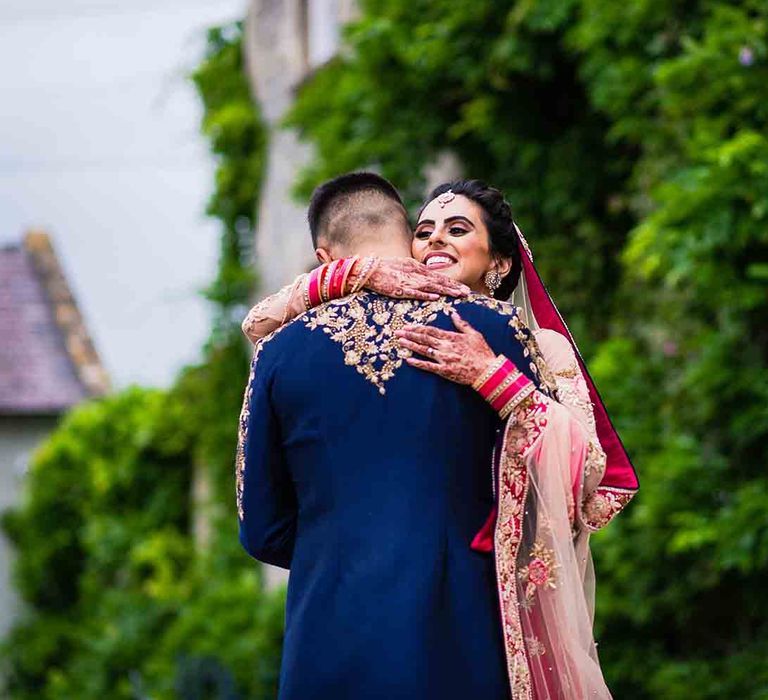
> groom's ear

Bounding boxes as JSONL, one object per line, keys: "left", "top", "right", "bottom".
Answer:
{"left": 315, "top": 247, "right": 333, "bottom": 264}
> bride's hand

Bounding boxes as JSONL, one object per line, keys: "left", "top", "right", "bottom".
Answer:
{"left": 362, "top": 258, "right": 470, "bottom": 301}
{"left": 395, "top": 311, "right": 500, "bottom": 385}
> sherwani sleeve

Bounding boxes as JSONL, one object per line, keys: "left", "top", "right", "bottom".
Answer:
{"left": 235, "top": 341, "right": 297, "bottom": 569}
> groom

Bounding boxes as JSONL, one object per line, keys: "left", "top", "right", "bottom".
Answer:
{"left": 236, "top": 172, "right": 542, "bottom": 699}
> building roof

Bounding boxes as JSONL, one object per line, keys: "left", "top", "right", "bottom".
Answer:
{"left": 0, "top": 231, "right": 109, "bottom": 415}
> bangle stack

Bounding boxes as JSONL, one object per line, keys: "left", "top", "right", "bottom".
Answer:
{"left": 473, "top": 354, "right": 536, "bottom": 419}
{"left": 303, "top": 256, "right": 364, "bottom": 311}
{"left": 349, "top": 256, "right": 378, "bottom": 294}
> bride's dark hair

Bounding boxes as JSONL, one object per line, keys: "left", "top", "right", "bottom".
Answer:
{"left": 419, "top": 180, "right": 522, "bottom": 300}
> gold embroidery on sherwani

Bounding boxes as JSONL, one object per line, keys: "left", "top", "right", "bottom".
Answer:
{"left": 303, "top": 292, "right": 544, "bottom": 396}
{"left": 494, "top": 389, "right": 550, "bottom": 700}
{"left": 235, "top": 324, "right": 293, "bottom": 521}
{"left": 304, "top": 293, "right": 454, "bottom": 394}
{"left": 470, "top": 296, "right": 559, "bottom": 399}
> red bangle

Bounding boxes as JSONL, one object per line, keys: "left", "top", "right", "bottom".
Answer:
{"left": 329, "top": 258, "right": 348, "bottom": 299}
{"left": 474, "top": 355, "right": 534, "bottom": 418}
{"left": 498, "top": 383, "right": 536, "bottom": 420}
{"left": 307, "top": 264, "right": 327, "bottom": 307}
{"left": 306, "top": 257, "right": 365, "bottom": 307}
{"left": 491, "top": 373, "right": 533, "bottom": 413}
{"left": 476, "top": 357, "right": 516, "bottom": 399}
{"left": 340, "top": 256, "right": 359, "bottom": 295}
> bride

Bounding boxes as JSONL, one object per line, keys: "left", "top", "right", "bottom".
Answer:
{"left": 241, "top": 178, "right": 638, "bottom": 698}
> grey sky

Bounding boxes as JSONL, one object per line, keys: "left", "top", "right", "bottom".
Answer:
{"left": 0, "top": 0, "right": 248, "bottom": 388}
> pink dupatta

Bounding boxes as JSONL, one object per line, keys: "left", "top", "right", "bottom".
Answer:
{"left": 472, "top": 225, "right": 638, "bottom": 698}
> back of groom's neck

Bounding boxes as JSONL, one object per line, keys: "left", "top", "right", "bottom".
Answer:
{"left": 330, "top": 227, "right": 412, "bottom": 261}
{"left": 347, "top": 242, "right": 411, "bottom": 259}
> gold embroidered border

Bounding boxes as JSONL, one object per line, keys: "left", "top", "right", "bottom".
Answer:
{"left": 235, "top": 323, "right": 293, "bottom": 521}
{"left": 470, "top": 296, "right": 559, "bottom": 399}
{"left": 581, "top": 486, "right": 636, "bottom": 531}
{"left": 494, "top": 389, "right": 550, "bottom": 700}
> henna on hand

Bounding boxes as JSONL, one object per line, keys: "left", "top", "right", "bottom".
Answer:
{"left": 363, "top": 258, "right": 470, "bottom": 301}
{"left": 395, "top": 310, "right": 503, "bottom": 386}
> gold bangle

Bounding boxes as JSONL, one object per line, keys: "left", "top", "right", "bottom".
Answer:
{"left": 348, "top": 257, "right": 367, "bottom": 294}
{"left": 321, "top": 261, "right": 335, "bottom": 302}
{"left": 350, "top": 256, "right": 376, "bottom": 294}
{"left": 472, "top": 355, "right": 507, "bottom": 392}
{"left": 360, "top": 257, "right": 380, "bottom": 289}
{"left": 302, "top": 274, "right": 312, "bottom": 311}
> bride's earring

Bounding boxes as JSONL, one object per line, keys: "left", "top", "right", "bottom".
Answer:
{"left": 484, "top": 269, "right": 502, "bottom": 295}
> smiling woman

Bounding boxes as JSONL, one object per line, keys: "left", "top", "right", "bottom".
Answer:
{"left": 413, "top": 180, "right": 522, "bottom": 300}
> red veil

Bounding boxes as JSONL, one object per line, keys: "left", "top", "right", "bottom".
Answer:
{"left": 511, "top": 224, "right": 639, "bottom": 495}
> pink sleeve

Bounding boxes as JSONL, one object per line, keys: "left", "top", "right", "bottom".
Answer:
{"left": 241, "top": 274, "right": 308, "bottom": 344}
{"left": 534, "top": 330, "right": 608, "bottom": 526}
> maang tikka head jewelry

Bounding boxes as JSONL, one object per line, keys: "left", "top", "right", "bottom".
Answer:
{"left": 436, "top": 190, "right": 455, "bottom": 208}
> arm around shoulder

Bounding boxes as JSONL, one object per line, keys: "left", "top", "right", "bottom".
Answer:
{"left": 241, "top": 275, "right": 308, "bottom": 345}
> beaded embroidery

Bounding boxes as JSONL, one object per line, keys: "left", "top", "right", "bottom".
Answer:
{"left": 494, "top": 389, "right": 550, "bottom": 699}
{"left": 581, "top": 486, "right": 636, "bottom": 531}
{"left": 235, "top": 323, "right": 293, "bottom": 521}
{"left": 303, "top": 292, "right": 551, "bottom": 397}
{"left": 519, "top": 540, "right": 559, "bottom": 602}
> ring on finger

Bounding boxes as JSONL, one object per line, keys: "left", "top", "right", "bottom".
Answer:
{"left": 428, "top": 347, "right": 436, "bottom": 358}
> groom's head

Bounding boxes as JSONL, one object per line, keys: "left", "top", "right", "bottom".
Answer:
{"left": 308, "top": 172, "right": 411, "bottom": 263}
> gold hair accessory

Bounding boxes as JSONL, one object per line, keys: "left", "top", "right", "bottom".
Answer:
{"left": 436, "top": 190, "right": 455, "bottom": 208}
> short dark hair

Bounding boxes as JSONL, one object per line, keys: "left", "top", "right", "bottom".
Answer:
{"left": 419, "top": 179, "right": 522, "bottom": 300}
{"left": 307, "top": 172, "right": 408, "bottom": 249}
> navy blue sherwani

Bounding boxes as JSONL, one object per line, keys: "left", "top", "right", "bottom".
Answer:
{"left": 236, "top": 292, "right": 543, "bottom": 699}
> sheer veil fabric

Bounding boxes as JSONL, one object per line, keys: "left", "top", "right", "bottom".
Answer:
{"left": 486, "top": 225, "right": 639, "bottom": 698}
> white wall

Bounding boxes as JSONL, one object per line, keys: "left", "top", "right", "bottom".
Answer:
{"left": 0, "top": 416, "right": 58, "bottom": 640}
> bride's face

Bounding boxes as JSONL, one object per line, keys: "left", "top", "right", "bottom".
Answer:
{"left": 412, "top": 194, "right": 501, "bottom": 294}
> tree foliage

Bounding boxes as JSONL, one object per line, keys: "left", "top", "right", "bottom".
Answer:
{"left": 287, "top": 1, "right": 768, "bottom": 696}
{"left": 1, "top": 23, "right": 281, "bottom": 700}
